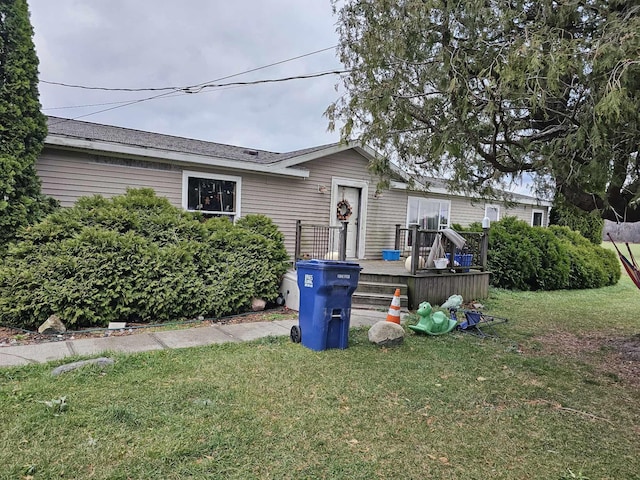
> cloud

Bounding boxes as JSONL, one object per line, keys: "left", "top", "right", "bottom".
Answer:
{"left": 30, "top": 0, "right": 343, "bottom": 151}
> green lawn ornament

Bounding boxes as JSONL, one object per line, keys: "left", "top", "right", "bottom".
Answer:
{"left": 408, "top": 301, "right": 457, "bottom": 335}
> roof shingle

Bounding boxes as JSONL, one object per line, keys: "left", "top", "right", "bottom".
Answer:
{"left": 46, "top": 116, "right": 310, "bottom": 165}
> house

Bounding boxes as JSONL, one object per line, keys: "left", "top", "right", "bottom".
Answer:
{"left": 38, "top": 116, "right": 551, "bottom": 261}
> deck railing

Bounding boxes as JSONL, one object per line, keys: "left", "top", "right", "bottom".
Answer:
{"left": 294, "top": 220, "right": 348, "bottom": 266}
{"left": 395, "top": 224, "right": 490, "bottom": 275}
{"left": 293, "top": 220, "right": 489, "bottom": 275}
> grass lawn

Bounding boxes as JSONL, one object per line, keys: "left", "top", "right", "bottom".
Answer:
{"left": 1, "top": 250, "right": 639, "bottom": 479}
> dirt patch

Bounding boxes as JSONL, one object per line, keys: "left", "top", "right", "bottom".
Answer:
{"left": 0, "top": 307, "right": 298, "bottom": 348}
{"left": 527, "top": 330, "right": 640, "bottom": 387}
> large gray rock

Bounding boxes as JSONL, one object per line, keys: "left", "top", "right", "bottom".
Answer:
{"left": 51, "top": 357, "right": 114, "bottom": 376}
{"left": 368, "top": 321, "right": 405, "bottom": 347}
{"left": 38, "top": 315, "right": 66, "bottom": 334}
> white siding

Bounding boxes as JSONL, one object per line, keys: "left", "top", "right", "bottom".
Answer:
{"left": 407, "top": 192, "right": 548, "bottom": 228}
{"left": 37, "top": 146, "right": 548, "bottom": 259}
{"left": 37, "top": 149, "right": 182, "bottom": 207}
{"left": 240, "top": 150, "right": 395, "bottom": 258}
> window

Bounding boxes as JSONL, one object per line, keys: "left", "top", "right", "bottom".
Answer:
{"left": 532, "top": 209, "right": 544, "bottom": 227}
{"left": 407, "top": 197, "right": 450, "bottom": 230}
{"left": 182, "top": 171, "right": 241, "bottom": 219}
{"left": 485, "top": 204, "right": 500, "bottom": 222}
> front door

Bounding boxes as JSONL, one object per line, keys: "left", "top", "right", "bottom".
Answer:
{"left": 339, "top": 186, "right": 360, "bottom": 259}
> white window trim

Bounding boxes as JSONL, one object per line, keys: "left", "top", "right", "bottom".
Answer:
{"left": 406, "top": 196, "right": 451, "bottom": 230}
{"left": 441, "top": 200, "right": 452, "bottom": 229}
{"left": 182, "top": 170, "right": 242, "bottom": 218}
{"left": 485, "top": 204, "right": 500, "bottom": 222}
{"left": 531, "top": 209, "right": 545, "bottom": 227}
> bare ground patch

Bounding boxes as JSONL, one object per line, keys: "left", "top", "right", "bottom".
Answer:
{"left": 526, "top": 330, "right": 640, "bottom": 387}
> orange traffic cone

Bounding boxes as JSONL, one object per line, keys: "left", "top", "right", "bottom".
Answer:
{"left": 386, "top": 288, "right": 402, "bottom": 324}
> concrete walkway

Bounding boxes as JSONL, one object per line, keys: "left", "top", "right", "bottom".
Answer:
{"left": 0, "top": 309, "right": 389, "bottom": 368}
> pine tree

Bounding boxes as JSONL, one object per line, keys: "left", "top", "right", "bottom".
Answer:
{"left": 329, "top": 0, "right": 640, "bottom": 221}
{"left": 0, "top": 0, "right": 55, "bottom": 251}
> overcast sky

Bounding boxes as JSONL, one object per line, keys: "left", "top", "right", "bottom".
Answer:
{"left": 29, "top": 0, "right": 344, "bottom": 153}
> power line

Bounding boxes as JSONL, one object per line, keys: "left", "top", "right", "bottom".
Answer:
{"left": 181, "top": 69, "right": 349, "bottom": 93}
{"left": 43, "top": 82, "right": 257, "bottom": 111}
{"left": 46, "top": 45, "right": 340, "bottom": 125}
{"left": 44, "top": 99, "right": 145, "bottom": 110}
{"left": 40, "top": 80, "right": 179, "bottom": 92}
{"left": 46, "top": 69, "right": 348, "bottom": 124}
{"left": 41, "top": 45, "right": 338, "bottom": 93}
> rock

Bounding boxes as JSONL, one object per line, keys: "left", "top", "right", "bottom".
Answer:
{"left": 368, "top": 320, "right": 405, "bottom": 347}
{"left": 251, "top": 298, "right": 266, "bottom": 311}
{"left": 38, "top": 315, "right": 66, "bottom": 334}
{"left": 51, "top": 357, "right": 114, "bottom": 376}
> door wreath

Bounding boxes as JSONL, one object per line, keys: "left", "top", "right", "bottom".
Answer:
{"left": 336, "top": 199, "right": 352, "bottom": 221}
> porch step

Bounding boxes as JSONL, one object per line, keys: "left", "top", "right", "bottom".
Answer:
{"left": 352, "top": 279, "right": 409, "bottom": 309}
{"left": 351, "top": 291, "right": 409, "bottom": 308}
{"left": 355, "top": 281, "right": 408, "bottom": 296}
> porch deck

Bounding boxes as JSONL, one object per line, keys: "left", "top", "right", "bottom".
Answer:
{"left": 356, "top": 259, "right": 490, "bottom": 310}
{"left": 294, "top": 222, "right": 491, "bottom": 309}
{"left": 358, "top": 259, "right": 412, "bottom": 275}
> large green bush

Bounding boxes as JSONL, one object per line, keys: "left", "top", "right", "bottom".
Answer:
{"left": 549, "top": 196, "right": 604, "bottom": 245}
{"left": 0, "top": 189, "right": 289, "bottom": 329}
{"left": 487, "top": 217, "right": 619, "bottom": 291}
{"left": 549, "top": 226, "right": 621, "bottom": 288}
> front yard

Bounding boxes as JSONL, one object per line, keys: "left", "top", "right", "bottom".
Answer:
{"left": 0, "top": 263, "right": 639, "bottom": 479}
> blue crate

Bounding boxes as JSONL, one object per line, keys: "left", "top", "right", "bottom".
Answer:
{"left": 382, "top": 249, "right": 401, "bottom": 261}
{"left": 445, "top": 253, "right": 473, "bottom": 271}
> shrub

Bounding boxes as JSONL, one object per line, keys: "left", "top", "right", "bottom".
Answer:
{"left": 549, "top": 226, "right": 620, "bottom": 288}
{"left": 0, "top": 189, "right": 289, "bottom": 329}
{"left": 549, "top": 196, "right": 604, "bottom": 244}
{"left": 487, "top": 217, "right": 618, "bottom": 291}
{"left": 488, "top": 217, "right": 569, "bottom": 290}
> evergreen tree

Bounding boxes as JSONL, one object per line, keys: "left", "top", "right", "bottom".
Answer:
{"left": 549, "top": 195, "right": 604, "bottom": 245}
{"left": 0, "top": 0, "right": 55, "bottom": 251}
{"left": 329, "top": 0, "right": 640, "bottom": 221}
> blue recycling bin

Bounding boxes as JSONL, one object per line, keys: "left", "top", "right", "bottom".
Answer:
{"left": 293, "top": 260, "right": 361, "bottom": 351}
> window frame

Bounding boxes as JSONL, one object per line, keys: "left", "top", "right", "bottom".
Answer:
{"left": 181, "top": 170, "right": 242, "bottom": 219}
{"left": 531, "top": 209, "right": 545, "bottom": 227}
{"left": 485, "top": 204, "right": 500, "bottom": 222}
{"left": 406, "top": 196, "right": 451, "bottom": 230}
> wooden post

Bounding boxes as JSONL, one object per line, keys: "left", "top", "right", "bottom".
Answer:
{"left": 480, "top": 226, "right": 490, "bottom": 271}
{"left": 394, "top": 224, "right": 401, "bottom": 251}
{"left": 295, "top": 220, "right": 302, "bottom": 267}
{"left": 410, "top": 224, "right": 419, "bottom": 275}
{"left": 339, "top": 221, "right": 348, "bottom": 261}
{"left": 447, "top": 239, "right": 456, "bottom": 268}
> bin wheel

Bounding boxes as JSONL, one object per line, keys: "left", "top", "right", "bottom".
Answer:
{"left": 290, "top": 325, "right": 301, "bottom": 343}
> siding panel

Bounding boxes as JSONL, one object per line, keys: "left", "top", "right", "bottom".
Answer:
{"left": 37, "top": 149, "right": 182, "bottom": 207}
{"left": 38, "top": 146, "right": 548, "bottom": 260}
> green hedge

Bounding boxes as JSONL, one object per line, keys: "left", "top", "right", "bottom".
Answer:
{"left": 487, "top": 217, "right": 619, "bottom": 291}
{"left": 0, "top": 189, "right": 289, "bottom": 329}
{"left": 549, "top": 226, "right": 621, "bottom": 288}
{"left": 549, "top": 196, "right": 604, "bottom": 245}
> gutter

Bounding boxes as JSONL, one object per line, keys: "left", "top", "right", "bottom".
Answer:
{"left": 389, "top": 178, "right": 552, "bottom": 208}
{"left": 45, "top": 135, "right": 310, "bottom": 178}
